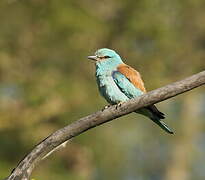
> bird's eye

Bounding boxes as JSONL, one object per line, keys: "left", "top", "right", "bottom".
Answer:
{"left": 98, "top": 55, "right": 111, "bottom": 59}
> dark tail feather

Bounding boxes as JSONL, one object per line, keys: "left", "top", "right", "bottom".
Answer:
{"left": 147, "top": 105, "right": 165, "bottom": 119}
{"left": 147, "top": 105, "right": 174, "bottom": 134}
{"left": 151, "top": 118, "right": 174, "bottom": 134}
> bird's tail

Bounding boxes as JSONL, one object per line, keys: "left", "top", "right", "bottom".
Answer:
{"left": 136, "top": 105, "right": 174, "bottom": 134}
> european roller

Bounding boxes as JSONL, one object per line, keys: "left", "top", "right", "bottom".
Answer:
{"left": 88, "top": 48, "right": 173, "bottom": 134}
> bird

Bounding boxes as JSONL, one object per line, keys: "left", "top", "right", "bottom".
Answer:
{"left": 88, "top": 48, "right": 173, "bottom": 134}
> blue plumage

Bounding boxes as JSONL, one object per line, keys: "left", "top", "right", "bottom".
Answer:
{"left": 95, "top": 53, "right": 129, "bottom": 104}
{"left": 112, "top": 71, "right": 144, "bottom": 99}
{"left": 88, "top": 48, "right": 173, "bottom": 134}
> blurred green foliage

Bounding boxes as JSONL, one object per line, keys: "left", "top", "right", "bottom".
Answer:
{"left": 0, "top": 0, "right": 204, "bottom": 180}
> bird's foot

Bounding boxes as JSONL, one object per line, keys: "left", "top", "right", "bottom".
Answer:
{"left": 102, "top": 104, "right": 111, "bottom": 111}
{"left": 115, "top": 102, "right": 124, "bottom": 109}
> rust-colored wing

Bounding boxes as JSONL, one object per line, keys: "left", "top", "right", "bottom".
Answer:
{"left": 117, "top": 63, "right": 146, "bottom": 92}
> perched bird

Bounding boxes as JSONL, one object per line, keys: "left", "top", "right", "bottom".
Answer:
{"left": 88, "top": 48, "right": 173, "bottom": 134}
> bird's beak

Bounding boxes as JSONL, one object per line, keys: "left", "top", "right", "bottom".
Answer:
{"left": 88, "top": 55, "right": 97, "bottom": 61}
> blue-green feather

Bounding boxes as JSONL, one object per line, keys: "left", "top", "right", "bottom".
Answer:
{"left": 92, "top": 48, "right": 173, "bottom": 134}
{"left": 112, "top": 71, "right": 144, "bottom": 99}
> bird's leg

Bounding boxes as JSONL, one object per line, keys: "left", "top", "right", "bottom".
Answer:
{"left": 102, "top": 104, "right": 111, "bottom": 111}
{"left": 115, "top": 101, "right": 125, "bottom": 109}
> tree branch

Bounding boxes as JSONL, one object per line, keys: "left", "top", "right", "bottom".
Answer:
{"left": 5, "top": 71, "right": 205, "bottom": 180}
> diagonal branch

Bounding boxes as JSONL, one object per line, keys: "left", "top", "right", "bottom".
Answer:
{"left": 5, "top": 71, "right": 205, "bottom": 180}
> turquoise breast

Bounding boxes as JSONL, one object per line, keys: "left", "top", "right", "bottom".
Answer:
{"left": 96, "top": 69, "right": 129, "bottom": 104}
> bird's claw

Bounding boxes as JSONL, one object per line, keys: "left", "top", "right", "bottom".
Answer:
{"left": 102, "top": 105, "right": 111, "bottom": 111}
{"left": 115, "top": 102, "right": 124, "bottom": 110}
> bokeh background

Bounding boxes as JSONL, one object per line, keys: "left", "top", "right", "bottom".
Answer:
{"left": 0, "top": 0, "right": 205, "bottom": 180}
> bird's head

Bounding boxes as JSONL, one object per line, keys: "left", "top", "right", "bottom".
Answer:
{"left": 88, "top": 48, "right": 123, "bottom": 66}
